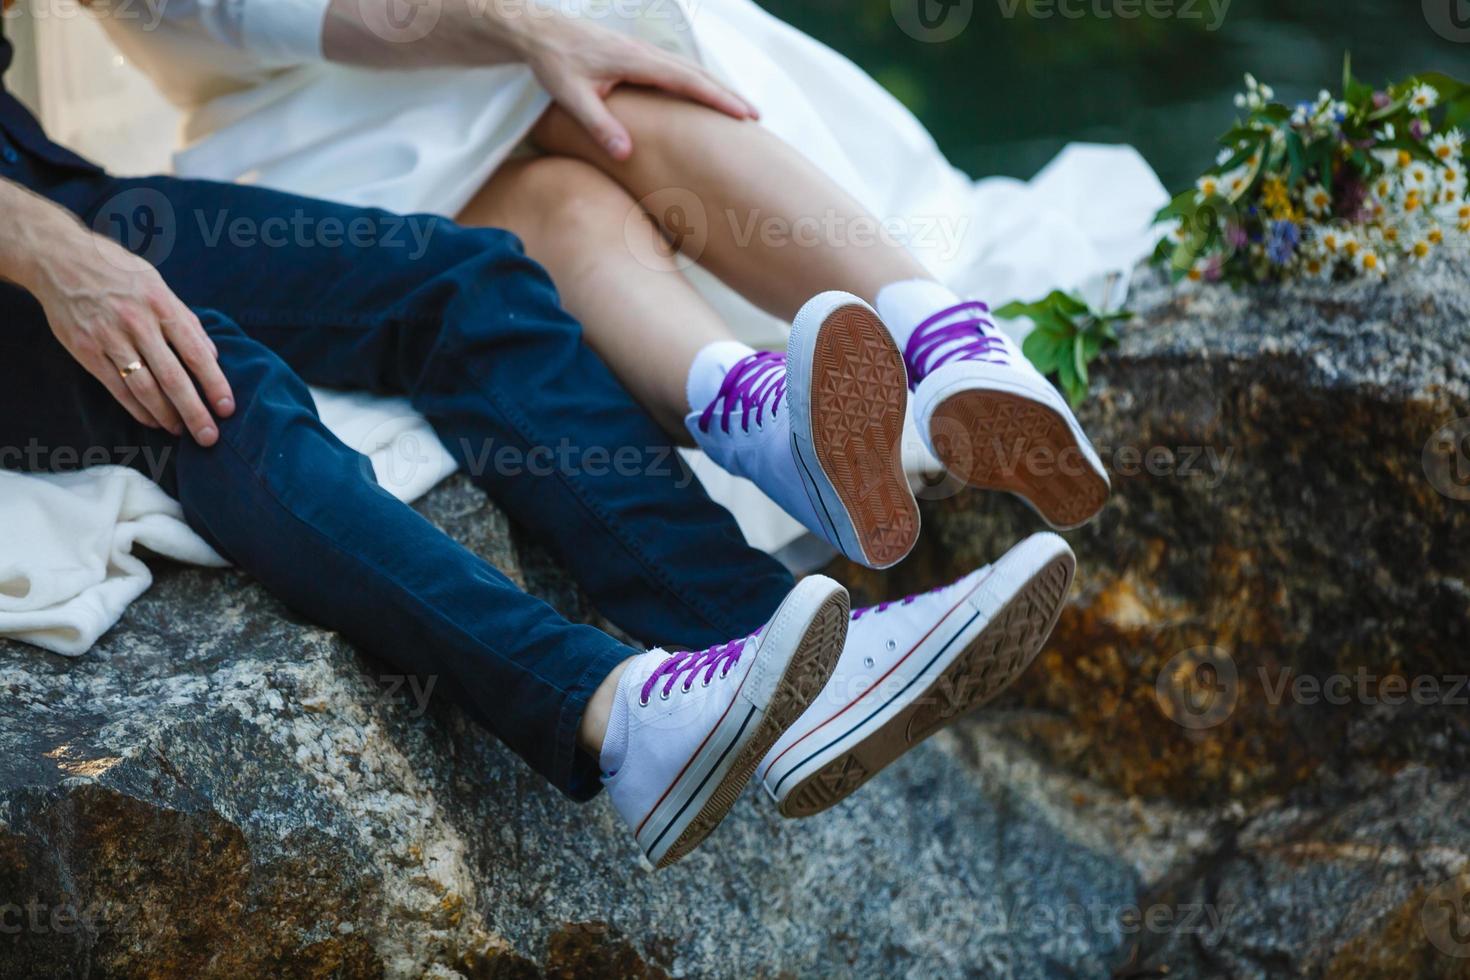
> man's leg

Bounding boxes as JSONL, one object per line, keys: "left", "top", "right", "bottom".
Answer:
{"left": 68, "top": 176, "right": 795, "bottom": 652}
{"left": 0, "top": 285, "right": 632, "bottom": 799}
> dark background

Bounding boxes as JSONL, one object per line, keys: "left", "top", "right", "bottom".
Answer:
{"left": 758, "top": 0, "right": 1468, "bottom": 190}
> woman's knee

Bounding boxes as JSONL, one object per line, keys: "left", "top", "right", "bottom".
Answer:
{"left": 482, "top": 155, "right": 641, "bottom": 246}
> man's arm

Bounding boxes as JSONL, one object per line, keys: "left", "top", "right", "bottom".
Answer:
{"left": 0, "top": 178, "right": 234, "bottom": 446}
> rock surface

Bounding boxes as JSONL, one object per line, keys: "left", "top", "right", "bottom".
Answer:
{"left": 833, "top": 256, "right": 1470, "bottom": 976}
{"left": 4, "top": 259, "right": 1469, "bottom": 978}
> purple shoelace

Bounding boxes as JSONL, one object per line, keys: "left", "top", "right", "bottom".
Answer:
{"left": 640, "top": 637, "right": 748, "bottom": 705}
{"left": 697, "top": 351, "right": 786, "bottom": 435}
{"left": 851, "top": 581, "right": 951, "bottom": 621}
{"left": 903, "top": 301, "right": 1009, "bottom": 389}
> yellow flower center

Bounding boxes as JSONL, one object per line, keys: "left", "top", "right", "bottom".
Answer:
{"left": 1429, "top": 228, "right": 1444, "bottom": 245}
{"left": 1439, "top": 146, "right": 1454, "bottom": 160}
{"left": 1363, "top": 253, "right": 1379, "bottom": 270}
{"left": 1398, "top": 150, "right": 1412, "bottom": 168}
{"left": 1345, "top": 240, "right": 1360, "bottom": 256}
{"left": 1383, "top": 226, "right": 1399, "bottom": 242}
{"left": 1414, "top": 241, "right": 1430, "bottom": 257}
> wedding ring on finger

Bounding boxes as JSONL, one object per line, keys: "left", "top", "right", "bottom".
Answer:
{"left": 119, "top": 360, "right": 145, "bottom": 380}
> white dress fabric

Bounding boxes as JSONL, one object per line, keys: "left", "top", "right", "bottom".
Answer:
{"left": 9, "top": 0, "right": 1167, "bottom": 655}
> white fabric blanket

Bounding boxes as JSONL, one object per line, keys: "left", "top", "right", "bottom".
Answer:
{"left": 0, "top": 390, "right": 456, "bottom": 656}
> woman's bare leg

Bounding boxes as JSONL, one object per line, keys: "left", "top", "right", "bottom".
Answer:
{"left": 530, "top": 89, "right": 934, "bottom": 321}
{"left": 459, "top": 155, "right": 734, "bottom": 439}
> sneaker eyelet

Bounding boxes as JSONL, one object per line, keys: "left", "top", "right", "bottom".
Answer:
{"left": 659, "top": 688, "right": 672, "bottom": 701}
{"left": 638, "top": 696, "right": 650, "bottom": 708}
{"left": 681, "top": 682, "right": 694, "bottom": 694}
{"left": 701, "top": 676, "right": 712, "bottom": 688}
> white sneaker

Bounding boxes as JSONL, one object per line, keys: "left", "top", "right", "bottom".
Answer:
{"left": 905, "top": 300, "right": 1110, "bottom": 529}
{"left": 603, "top": 575, "right": 849, "bottom": 867}
{"left": 688, "top": 291, "right": 918, "bottom": 569}
{"left": 758, "top": 533, "right": 1075, "bottom": 818}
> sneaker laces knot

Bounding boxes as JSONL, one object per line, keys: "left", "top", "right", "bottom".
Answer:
{"left": 697, "top": 351, "right": 786, "bottom": 434}
{"left": 641, "top": 637, "right": 747, "bottom": 704}
{"left": 904, "top": 301, "right": 1009, "bottom": 387}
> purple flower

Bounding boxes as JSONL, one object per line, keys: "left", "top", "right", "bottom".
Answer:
{"left": 1225, "top": 223, "right": 1249, "bottom": 249}
{"left": 1410, "top": 118, "right": 1430, "bottom": 141}
{"left": 1335, "top": 175, "right": 1368, "bottom": 221}
{"left": 1267, "top": 220, "right": 1301, "bottom": 264}
{"left": 1203, "top": 255, "right": 1225, "bottom": 282}
{"left": 1373, "top": 91, "right": 1391, "bottom": 110}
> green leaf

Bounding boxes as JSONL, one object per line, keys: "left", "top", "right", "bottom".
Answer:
{"left": 1073, "top": 333, "right": 1089, "bottom": 387}
{"left": 1286, "top": 131, "right": 1307, "bottom": 187}
{"left": 1022, "top": 330, "right": 1064, "bottom": 376}
{"left": 1152, "top": 187, "right": 1199, "bottom": 224}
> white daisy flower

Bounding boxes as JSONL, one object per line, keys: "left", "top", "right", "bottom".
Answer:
{"left": 1408, "top": 83, "right": 1439, "bottom": 114}
{"left": 1440, "top": 162, "right": 1466, "bottom": 193}
{"left": 1318, "top": 227, "right": 1347, "bottom": 255}
{"left": 1354, "top": 246, "right": 1388, "bottom": 277}
{"left": 1222, "top": 166, "right": 1252, "bottom": 200}
{"left": 1300, "top": 251, "right": 1333, "bottom": 281}
{"left": 1371, "top": 174, "right": 1396, "bottom": 203}
{"left": 1195, "top": 174, "right": 1223, "bottom": 202}
{"left": 1304, "top": 184, "right": 1333, "bottom": 217}
{"left": 1406, "top": 235, "right": 1434, "bottom": 262}
{"left": 1404, "top": 161, "right": 1435, "bottom": 190}
{"left": 1428, "top": 129, "right": 1465, "bottom": 163}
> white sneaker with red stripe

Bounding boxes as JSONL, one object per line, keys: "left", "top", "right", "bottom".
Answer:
{"left": 758, "top": 533, "right": 1075, "bottom": 818}
{"left": 603, "top": 575, "right": 848, "bottom": 867}
{"left": 903, "top": 299, "right": 1111, "bottom": 529}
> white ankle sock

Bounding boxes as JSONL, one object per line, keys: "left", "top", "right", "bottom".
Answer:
{"left": 686, "top": 340, "right": 758, "bottom": 415}
{"left": 875, "top": 279, "right": 964, "bottom": 351}
{"left": 598, "top": 661, "right": 642, "bottom": 777}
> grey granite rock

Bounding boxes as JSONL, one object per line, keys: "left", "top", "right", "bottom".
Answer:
{"left": 1, "top": 477, "right": 1137, "bottom": 978}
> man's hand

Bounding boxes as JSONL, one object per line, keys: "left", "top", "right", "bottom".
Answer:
{"left": 323, "top": 0, "right": 758, "bottom": 160}
{"left": 0, "top": 182, "right": 234, "bottom": 447}
{"left": 519, "top": 17, "right": 758, "bottom": 160}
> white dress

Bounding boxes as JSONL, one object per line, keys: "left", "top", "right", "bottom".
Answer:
{"left": 91, "top": 0, "right": 1168, "bottom": 555}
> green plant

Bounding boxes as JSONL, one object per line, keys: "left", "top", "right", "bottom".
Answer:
{"left": 997, "top": 290, "right": 1129, "bottom": 407}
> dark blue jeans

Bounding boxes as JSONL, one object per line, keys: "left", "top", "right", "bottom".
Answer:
{"left": 0, "top": 140, "right": 795, "bottom": 799}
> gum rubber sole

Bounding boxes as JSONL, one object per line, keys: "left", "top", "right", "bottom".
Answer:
{"left": 808, "top": 304, "right": 919, "bottom": 568}
{"left": 655, "top": 588, "right": 849, "bottom": 867}
{"left": 776, "top": 555, "right": 1073, "bottom": 819}
{"left": 929, "top": 390, "right": 1109, "bottom": 530}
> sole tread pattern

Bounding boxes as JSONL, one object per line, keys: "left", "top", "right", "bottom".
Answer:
{"left": 929, "top": 390, "right": 1108, "bottom": 529}
{"left": 777, "top": 557, "right": 1072, "bottom": 819}
{"left": 656, "top": 591, "right": 849, "bottom": 867}
{"left": 809, "top": 306, "right": 919, "bottom": 568}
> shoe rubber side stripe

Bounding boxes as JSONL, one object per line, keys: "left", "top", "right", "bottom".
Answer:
{"left": 760, "top": 570, "right": 995, "bottom": 780}
{"left": 792, "top": 431, "right": 848, "bottom": 550}
{"left": 633, "top": 632, "right": 769, "bottom": 838}
{"left": 769, "top": 608, "right": 983, "bottom": 797}
{"left": 646, "top": 704, "right": 758, "bottom": 856}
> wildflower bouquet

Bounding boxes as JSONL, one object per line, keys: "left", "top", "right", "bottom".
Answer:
{"left": 1155, "top": 58, "right": 1470, "bottom": 284}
